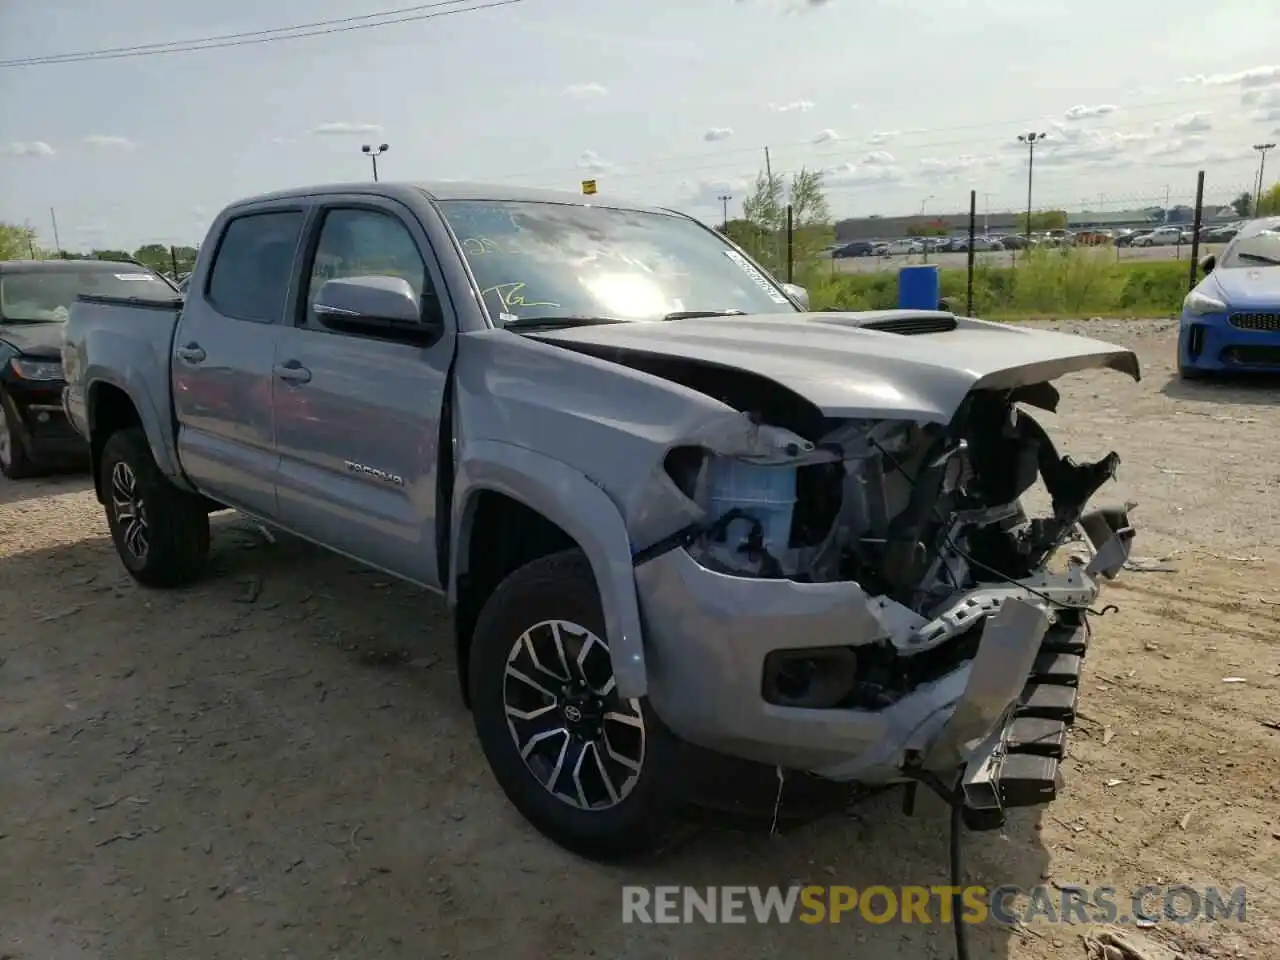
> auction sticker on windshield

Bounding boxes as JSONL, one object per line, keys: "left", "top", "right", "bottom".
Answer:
{"left": 723, "top": 249, "right": 789, "bottom": 304}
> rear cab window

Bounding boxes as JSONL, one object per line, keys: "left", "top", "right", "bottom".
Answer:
{"left": 206, "top": 210, "right": 306, "bottom": 323}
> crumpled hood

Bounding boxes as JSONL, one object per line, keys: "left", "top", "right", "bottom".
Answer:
{"left": 527, "top": 311, "right": 1141, "bottom": 423}
{"left": 0, "top": 321, "right": 65, "bottom": 359}
{"left": 1206, "top": 266, "right": 1280, "bottom": 309}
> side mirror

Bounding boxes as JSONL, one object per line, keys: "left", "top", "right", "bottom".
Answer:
{"left": 313, "top": 275, "right": 441, "bottom": 345}
{"left": 1200, "top": 254, "right": 1216, "bottom": 274}
{"left": 781, "top": 282, "right": 810, "bottom": 310}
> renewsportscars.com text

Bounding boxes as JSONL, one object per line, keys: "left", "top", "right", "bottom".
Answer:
{"left": 621, "top": 884, "right": 1248, "bottom": 926}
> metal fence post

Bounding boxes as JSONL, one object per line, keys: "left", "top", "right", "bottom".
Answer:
{"left": 966, "top": 190, "right": 977, "bottom": 317}
{"left": 1188, "top": 170, "right": 1205, "bottom": 291}
{"left": 786, "top": 204, "right": 794, "bottom": 283}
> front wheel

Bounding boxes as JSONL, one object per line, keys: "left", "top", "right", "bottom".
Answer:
{"left": 468, "top": 549, "right": 678, "bottom": 861}
{"left": 100, "top": 427, "right": 211, "bottom": 587}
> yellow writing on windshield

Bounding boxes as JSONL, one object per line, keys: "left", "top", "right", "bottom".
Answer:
{"left": 481, "top": 282, "right": 560, "bottom": 313}
{"left": 461, "top": 237, "right": 502, "bottom": 256}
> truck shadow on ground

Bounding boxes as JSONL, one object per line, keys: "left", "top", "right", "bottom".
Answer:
{"left": 1, "top": 515, "right": 1049, "bottom": 959}
{"left": 1159, "top": 371, "right": 1280, "bottom": 405}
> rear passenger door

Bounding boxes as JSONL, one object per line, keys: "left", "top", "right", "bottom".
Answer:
{"left": 172, "top": 204, "right": 307, "bottom": 518}
{"left": 272, "top": 196, "right": 456, "bottom": 587}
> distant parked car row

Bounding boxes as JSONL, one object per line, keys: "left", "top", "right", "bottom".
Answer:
{"left": 830, "top": 222, "right": 1245, "bottom": 258}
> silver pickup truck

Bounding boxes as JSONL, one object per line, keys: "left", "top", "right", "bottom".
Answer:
{"left": 62, "top": 181, "right": 1139, "bottom": 861}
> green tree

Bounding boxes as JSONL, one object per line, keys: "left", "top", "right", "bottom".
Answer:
{"left": 1231, "top": 191, "right": 1254, "bottom": 217}
{"left": 738, "top": 165, "right": 833, "bottom": 274}
{"left": 1258, "top": 181, "right": 1280, "bottom": 217}
{"left": 0, "top": 222, "right": 39, "bottom": 261}
{"left": 1016, "top": 209, "right": 1068, "bottom": 232}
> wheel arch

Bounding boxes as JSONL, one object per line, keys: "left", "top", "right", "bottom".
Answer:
{"left": 449, "top": 440, "right": 648, "bottom": 706}
{"left": 85, "top": 374, "right": 184, "bottom": 503}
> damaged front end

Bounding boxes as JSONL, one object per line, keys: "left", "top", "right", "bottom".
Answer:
{"left": 633, "top": 377, "right": 1137, "bottom": 827}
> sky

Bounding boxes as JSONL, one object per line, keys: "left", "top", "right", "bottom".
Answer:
{"left": 2, "top": 0, "right": 1280, "bottom": 251}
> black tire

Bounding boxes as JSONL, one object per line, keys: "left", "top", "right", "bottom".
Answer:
{"left": 469, "top": 549, "right": 678, "bottom": 861}
{"left": 100, "top": 427, "right": 210, "bottom": 587}
{"left": 0, "top": 390, "right": 39, "bottom": 480}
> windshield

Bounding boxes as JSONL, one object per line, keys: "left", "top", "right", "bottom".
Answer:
{"left": 1219, "top": 225, "right": 1280, "bottom": 269}
{"left": 0, "top": 267, "right": 176, "bottom": 323}
{"left": 435, "top": 199, "right": 798, "bottom": 325}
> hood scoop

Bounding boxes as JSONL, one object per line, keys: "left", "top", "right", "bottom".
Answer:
{"left": 855, "top": 313, "right": 959, "bottom": 336}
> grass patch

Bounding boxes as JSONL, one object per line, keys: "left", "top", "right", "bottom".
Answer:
{"left": 799, "top": 248, "right": 1190, "bottom": 319}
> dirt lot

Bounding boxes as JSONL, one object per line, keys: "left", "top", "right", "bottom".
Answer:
{"left": 2, "top": 319, "right": 1278, "bottom": 960}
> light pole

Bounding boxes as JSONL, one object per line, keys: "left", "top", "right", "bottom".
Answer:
{"left": 1017, "top": 132, "right": 1046, "bottom": 251}
{"left": 361, "top": 143, "right": 389, "bottom": 181}
{"left": 717, "top": 193, "right": 732, "bottom": 231}
{"left": 1253, "top": 142, "right": 1276, "bottom": 215}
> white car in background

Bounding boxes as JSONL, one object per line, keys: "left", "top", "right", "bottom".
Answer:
{"left": 883, "top": 238, "right": 924, "bottom": 255}
{"left": 1132, "top": 226, "right": 1186, "bottom": 247}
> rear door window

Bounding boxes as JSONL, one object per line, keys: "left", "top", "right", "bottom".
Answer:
{"left": 206, "top": 211, "right": 305, "bottom": 323}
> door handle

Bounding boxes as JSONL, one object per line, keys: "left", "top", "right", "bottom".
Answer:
{"left": 176, "top": 343, "right": 206, "bottom": 363}
{"left": 274, "top": 360, "right": 311, "bottom": 384}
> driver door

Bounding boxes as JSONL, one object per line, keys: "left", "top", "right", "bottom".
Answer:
{"left": 271, "top": 196, "right": 456, "bottom": 587}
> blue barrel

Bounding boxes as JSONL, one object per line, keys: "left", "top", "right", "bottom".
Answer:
{"left": 898, "top": 264, "right": 941, "bottom": 310}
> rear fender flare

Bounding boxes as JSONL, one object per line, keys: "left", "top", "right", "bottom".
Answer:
{"left": 86, "top": 366, "right": 186, "bottom": 486}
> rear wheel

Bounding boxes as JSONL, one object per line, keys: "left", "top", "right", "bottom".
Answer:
{"left": 0, "top": 391, "right": 38, "bottom": 480}
{"left": 468, "top": 549, "right": 677, "bottom": 861}
{"left": 100, "top": 427, "right": 210, "bottom": 587}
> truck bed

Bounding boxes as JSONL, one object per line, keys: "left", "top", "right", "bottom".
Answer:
{"left": 61, "top": 293, "right": 184, "bottom": 452}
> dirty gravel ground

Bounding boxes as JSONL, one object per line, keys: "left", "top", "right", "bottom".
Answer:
{"left": 2, "top": 319, "right": 1278, "bottom": 960}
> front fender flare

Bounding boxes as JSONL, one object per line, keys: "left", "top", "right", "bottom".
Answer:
{"left": 450, "top": 440, "right": 648, "bottom": 699}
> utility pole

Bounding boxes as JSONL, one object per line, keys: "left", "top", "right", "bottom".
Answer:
{"left": 1016, "top": 132, "right": 1046, "bottom": 253}
{"left": 361, "top": 142, "right": 389, "bottom": 181}
{"left": 764, "top": 146, "right": 772, "bottom": 180}
{"left": 1254, "top": 142, "right": 1276, "bottom": 215}
{"left": 49, "top": 207, "right": 63, "bottom": 258}
{"left": 717, "top": 194, "right": 732, "bottom": 230}
{"left": 982, "top": 192, "right": 994, "bottom": 234}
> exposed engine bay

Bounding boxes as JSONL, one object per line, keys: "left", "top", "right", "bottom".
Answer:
{"left": 662, "top": 381, "right": 1123, "bottom": 620}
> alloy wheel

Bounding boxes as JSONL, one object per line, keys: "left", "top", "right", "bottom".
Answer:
{"left": 110, "top": 461, "right": 150, "bottom": 561}
{"left": 503, "top": 619, "right": 646, "bottom": 811}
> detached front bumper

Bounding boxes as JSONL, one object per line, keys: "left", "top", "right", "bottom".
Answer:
{"left": 634, "top": 509, "right": 1134, "bottom": 817}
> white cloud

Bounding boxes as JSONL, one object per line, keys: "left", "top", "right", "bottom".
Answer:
{"left": 866, "top": 130, "right": 899, "bottom": 145}
{"left": 577, "top": 149, "right": 613, "bottom": 174}
{"left": 917, "top": 154, "right": 1003, "bottom": 176}
{"left": 563, "top": 82, "right": 608, "bottom": 98}
{"left": 813, "top": 128, "right": 841, "bottom": 144}
{"left": 82, "top": 134, "right": 135, "bottom": 149}
{"left": 1179, "top": 65, "right": 1280, "bottom": 88}
{"left": 1028, "top": 122, "right": 1151, "bottom": 167}
{"left": 269, "top": 136, "right": 296, "bottom": 145}
{"left": 824, "top": 160, "right": 903, "bottom": 189}
{"left": 1170, "top": 111, "right": 1212, "bottom": 133}
{"left": 1063, "top": 104, "right": 1117, "bottom": 121}
{"left": 1252, "top": 107, "right": 1280, "bottom": 124}
{"left": 1, "top": 140, "right": 55, "bottom": 157}
{"left": 703, "top": 127, "right": 734, "bottom": 142}
{"left": 862, "top": 151, "right": 895, "bottom": 165}
{"left": 1145, "top": 136, "right": 1209, "bottom": 159}
{"left": 1243, "top": 88, "right": 1280, "bottom": 108}
{"left": 310, "top": 122, "right": 384, "bottom": 136}
{"left": 769, "top": 100, "right": 814, "bottom": 113}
